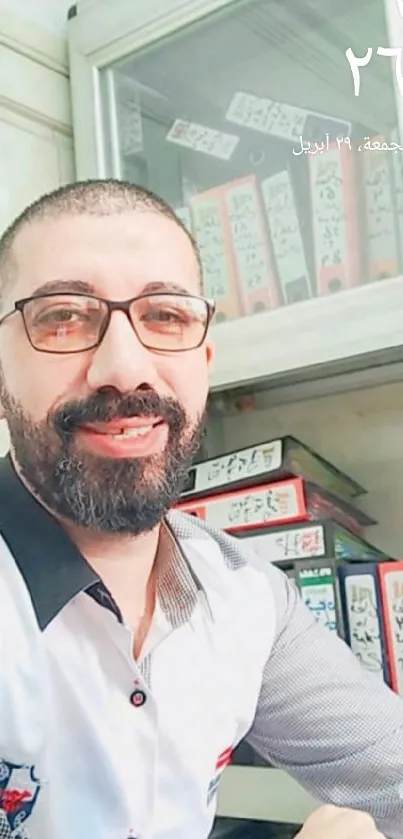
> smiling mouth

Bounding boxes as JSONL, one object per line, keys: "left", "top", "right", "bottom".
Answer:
{"left": 79, "top": 417, "right": 165, "bottom": 440}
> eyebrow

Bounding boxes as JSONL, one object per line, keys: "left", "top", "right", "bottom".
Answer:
{"left": 30, "top": 279, "right": 193, "bottom": 298}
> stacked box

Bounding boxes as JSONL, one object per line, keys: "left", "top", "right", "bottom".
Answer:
{"left": 179, "top": 437, "right": 400, "bottom": 689}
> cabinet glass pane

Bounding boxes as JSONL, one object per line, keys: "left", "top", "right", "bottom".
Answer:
{"left": 100, "top": 0, "right": 402, "bottom": 326}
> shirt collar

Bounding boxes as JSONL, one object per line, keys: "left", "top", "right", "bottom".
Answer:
{"left": 0, "top": 454, "right": 209, "bottom": 630}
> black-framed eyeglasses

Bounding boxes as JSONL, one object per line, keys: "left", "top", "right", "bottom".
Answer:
{"left": 0, "top": 291, "right": 216, "bottom": 354}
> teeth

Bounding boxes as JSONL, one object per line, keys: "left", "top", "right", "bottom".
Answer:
{"left": 110, "top": 426, "right": 153, "bottom": 439}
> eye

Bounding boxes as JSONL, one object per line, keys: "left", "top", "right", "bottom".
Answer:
{"left": 142, "top": 307, "right": 189, "bottom": 325}
{"left": 38, "top": 307, "right": 90, "bottom": 325}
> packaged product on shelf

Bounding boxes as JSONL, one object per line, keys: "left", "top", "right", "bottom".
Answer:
{"left": 223, "top": 175, "right": 279, "bottom": 315}
{"left": 189, "top": 186, "right": 242, "bottom": 322}
{"left": 260, "top": 169, "right": 313, "bottom": 304}
{"left": 309, "top": 141, "right": 361, "bottom": 295}
{"left": 360, "top": 135, "right": 399, "bottom": 282}
{"left": 338, "top": 562, "right": 390, "bottom": 683}
{"left": 377, "top": 561, "right": 403, "bottom": 696}
{"left": 239, "top": 520, "right": 387, "bottom": 566}
{"left": 175, "top": 478, "right": 375, "bottom": 535}
{"left": 180, "top": 435, "right": 365, "bottom": 502}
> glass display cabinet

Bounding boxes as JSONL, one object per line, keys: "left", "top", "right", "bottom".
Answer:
{"left": 68, "top": 0, "right": 403, "bottom": 396}
{"left": 67, "top": 0, "right": 403, "bottom": 828}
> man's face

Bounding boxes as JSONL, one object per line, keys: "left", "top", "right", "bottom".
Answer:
{"left": 0, "top": 210, "right": 213, "bottom": 534}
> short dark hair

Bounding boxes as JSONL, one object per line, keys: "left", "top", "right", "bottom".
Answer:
{"left": 0, "top": 179, "right": 202, "bottom": 302}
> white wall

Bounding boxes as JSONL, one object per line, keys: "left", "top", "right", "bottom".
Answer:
{"left": 220, "top": 381, "right": 403, "bottom": 558}
{"left": 0, "top": 1, "right": 75, "bottom": 453}
{"left": 0, "top": 0, "right": 71, "bottom": 37}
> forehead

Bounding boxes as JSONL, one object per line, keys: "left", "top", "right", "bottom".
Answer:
{"left": 9, "top": 210, "right": 200, "bottom": 300}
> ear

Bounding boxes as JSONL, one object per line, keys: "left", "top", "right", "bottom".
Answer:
{"left": 205, "top": 339, "right": 214, "bottom": 369}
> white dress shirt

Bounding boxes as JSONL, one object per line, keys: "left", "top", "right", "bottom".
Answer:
{"left": 0, "top": 455, "right": 402, "bottom": 839}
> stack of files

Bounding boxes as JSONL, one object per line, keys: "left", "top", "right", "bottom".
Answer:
{"left": 176, "top": 477, "right": 375, "bottom": 537}
{"left": 239, "top": 519, "right": 387, "bottom": 566}
{"left": 282, "top": 559, "right": 403, "bottom": 696}
{"left": 240, "top": 519, "right": 392, "bottom": 684}
{"left": 180, "top": 436, "right": 366, "bottom": 503}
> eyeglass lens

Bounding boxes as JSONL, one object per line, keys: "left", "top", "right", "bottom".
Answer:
{"left": 22, "top": 293, "right": 209, "bottom": 353}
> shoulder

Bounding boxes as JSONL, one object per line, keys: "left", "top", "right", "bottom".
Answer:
{"left": 168, "top": 508, "right": 253, "bottom": 570}
{"left": 168, "top": 509, "right": 300, "bottom": 632}
{"left": 168, "top": 508, "right": 286, "bottom": 581}
{"left": 167, "top": 509, "right": 289, "bottom": 608}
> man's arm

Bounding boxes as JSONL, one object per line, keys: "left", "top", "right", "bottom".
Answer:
{"left": 246, "top": 563, "right": 403, "bottom": 839}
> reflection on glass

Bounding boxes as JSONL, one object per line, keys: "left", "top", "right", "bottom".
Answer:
{"left": 100, "top": 0, "right": 401, "bottom": 324}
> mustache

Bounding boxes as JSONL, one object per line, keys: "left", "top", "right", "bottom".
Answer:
{"left": 52, "top": 389, "right": 186, "bottom": 436}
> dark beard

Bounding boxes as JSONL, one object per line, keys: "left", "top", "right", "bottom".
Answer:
{"left": 0, "top": 385, "right": 205, "bottom": 535}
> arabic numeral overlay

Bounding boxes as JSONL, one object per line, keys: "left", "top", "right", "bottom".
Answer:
{"left": 346, "top": 46, "right": 403, "bottom": 97}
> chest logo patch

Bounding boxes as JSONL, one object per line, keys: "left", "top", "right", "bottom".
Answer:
{"left": 0, "top": 760, "right": 41, "bottom": 837}
{"left": 207, "top": 746, "right": 233, "bottom": 806}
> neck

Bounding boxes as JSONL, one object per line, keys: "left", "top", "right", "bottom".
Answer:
{"left": 63, "top": 522, "right": 161, "bottom": 636}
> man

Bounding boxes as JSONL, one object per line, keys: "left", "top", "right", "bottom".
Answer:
{"left": 0, "top": 179, "right": 398, "bottom": 839}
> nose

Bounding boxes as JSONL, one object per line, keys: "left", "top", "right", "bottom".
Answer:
{"left": 86, "top": 310, "right": 161, "bottom": 393}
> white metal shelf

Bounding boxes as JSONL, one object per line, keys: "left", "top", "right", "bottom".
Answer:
{"left": 209, "top": 277, "right": 403, "bottom": 392}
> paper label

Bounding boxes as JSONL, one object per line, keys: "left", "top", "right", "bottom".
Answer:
{"left": 344, "top": 574, "right": 384, "bottom": 677}
{"left": 225, "top": 181, "right": 271, "bottom": 292}
{"left": 166, "top": 119, "right": 239, "bottom": 160}
{"left": 226, "top": 91, "right": 350, "bottom": 143}
{"left": 242, "top": 524, "right": 326, "bottom": 564}
{"left": 364, "top": 147, "right": 397, "bottom": 265}
{"left": 226, "top": 92, "right": 306, "bottom": 142}
{"left": 310, "top": 149, "right": 347, "bottom": 269}
{"left": 261, "top": 171, "right": 310, "bottom": 292}
{"left": 299, "top": 568, "right": 337, "bottom": 632}
{"left": 186, "top": 441, "right": 283, "bottom": 496}
{"left": 189, "top": 480, "right": 302, "bottom": 531}
{"left": 190, "top": 197, "right": 231, "bottom": 299}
